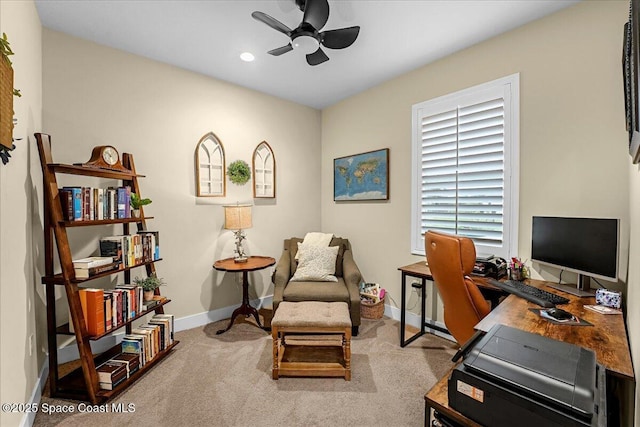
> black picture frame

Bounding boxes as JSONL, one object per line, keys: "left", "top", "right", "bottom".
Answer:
{"left": 624, "top": 0, "right": 640, "bottom": 163}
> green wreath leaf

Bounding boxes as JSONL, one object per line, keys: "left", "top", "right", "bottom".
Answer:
{"left": 227, "top": 160, "right": 251, "bottom": 185}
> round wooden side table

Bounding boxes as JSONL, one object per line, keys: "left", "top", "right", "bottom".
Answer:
{"left": 213, "top": 255, "right": 275, "bottom": 334}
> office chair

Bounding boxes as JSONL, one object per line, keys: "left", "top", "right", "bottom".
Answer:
{"left": 425, "top": 231, "right": 491, "bottom": 346}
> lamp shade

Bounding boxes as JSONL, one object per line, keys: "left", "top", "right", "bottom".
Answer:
{"left": 224, "top": 204, "right": 252, "bottom": 230}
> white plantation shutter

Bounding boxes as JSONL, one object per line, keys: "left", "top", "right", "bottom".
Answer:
{"left": 412, "top": 75, "right": 519, "bottom": 258}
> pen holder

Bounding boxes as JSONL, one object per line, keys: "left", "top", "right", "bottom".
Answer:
{"left": 510, "top": 268, "right": 524, "bottom": 281}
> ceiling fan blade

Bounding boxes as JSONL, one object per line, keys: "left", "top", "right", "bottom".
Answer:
{"left": 302, "top": 0, "right": 329, "bottom": 30}
{"left": 268, "top": 44, "right": 293, "bottom": 56}
{"left": 306, "top": 47, "right": 329, "bottom": 66}
{"left": 251, "top": 11, "right": 292, "bottom": 36}
{"left": 321, "top": 26, "right": 360, "bottom": 49}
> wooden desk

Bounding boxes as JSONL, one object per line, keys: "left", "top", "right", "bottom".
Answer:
{"left": 424, "top": 279, "right": 634, "bottom": 426}
{"left": 398, "top": 262, "right": 507, "bottom": 347}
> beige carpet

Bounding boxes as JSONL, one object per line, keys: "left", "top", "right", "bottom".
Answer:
{"left": 33, "top": 317, "right": 457, "bottom": 427}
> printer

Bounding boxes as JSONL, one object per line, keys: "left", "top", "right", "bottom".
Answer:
{"left": 448, "top": 324, "right": 606, "bottom": 427}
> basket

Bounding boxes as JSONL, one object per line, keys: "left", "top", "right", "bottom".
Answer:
{"left": 361, "top": 297, "right": 385, "bottom": 320}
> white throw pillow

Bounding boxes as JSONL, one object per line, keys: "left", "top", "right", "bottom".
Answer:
{"left": 290, "top": 244, "right": 339, "bottom": 282}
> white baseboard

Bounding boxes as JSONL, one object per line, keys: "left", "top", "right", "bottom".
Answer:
{"left": 21, "top": 359, "right": 48, "bottom": 427}
{"left": 175, "top": 295, "right": 273, "bottom": 332}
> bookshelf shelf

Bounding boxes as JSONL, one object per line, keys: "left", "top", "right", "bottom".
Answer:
{"left": 41, "top": 258, "right": 164, "bottom": 285}
{"left": 55, "top": 298, "right": 172, "bottom": 340}
{"left": 60, "top": 216, "right": 154, "bottom": 227}
{"left": 36, "top": 133, "right": 177, "bottom": 404}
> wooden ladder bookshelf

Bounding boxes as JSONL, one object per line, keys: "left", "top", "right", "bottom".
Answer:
{"left": 35, "top": 133, "right": 178, "bottom": 403}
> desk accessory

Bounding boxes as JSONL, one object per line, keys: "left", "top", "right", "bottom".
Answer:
{"left": 529, "top": 308, "right": 592, "bottom": 326}
{"left": 595, "top": 288, "right": 621, "bottom": 309}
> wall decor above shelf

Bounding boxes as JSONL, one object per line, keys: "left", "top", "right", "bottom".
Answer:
{"left": 196, "top": 132, "right": 226, "bottom": 197}
{"left": 253, "top": 141, "right": 275, "bottom": 198}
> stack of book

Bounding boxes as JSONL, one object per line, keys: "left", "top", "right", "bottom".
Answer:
{"left": 72, "top": 256, "right": 120, "bottom": 279}
{"left": 96, "top": 351, "right": 141, "bottom": 391}
{"left": 96, "top": 360, "right": 128, "bottom": 391}
{"left": 121, "top": 314, "right": 174, "bottom": 368}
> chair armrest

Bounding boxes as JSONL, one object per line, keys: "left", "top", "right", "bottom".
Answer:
{"left": 343, "top": 249, "right": 363, "bottom": 326}
{"left": 272, "top": 249, "right": 291, "bottom": 312}
{"left": 342, "top": 249, "right": 362, "bottom": 286}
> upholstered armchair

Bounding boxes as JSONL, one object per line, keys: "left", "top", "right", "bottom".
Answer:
{"left": 272, "top": 237, "right": 362, "bottom": 335}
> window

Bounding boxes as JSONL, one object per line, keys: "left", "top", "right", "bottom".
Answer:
{"left": 411, "top": 74, "right": 519, "bottom": 259}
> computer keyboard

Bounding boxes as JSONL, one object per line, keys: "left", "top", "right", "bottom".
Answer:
{"left": 487, "top": 279, "right": 570, "bottom": 308}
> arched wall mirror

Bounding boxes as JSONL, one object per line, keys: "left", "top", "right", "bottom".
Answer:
{"left": 252, "top": 141, "right": 275, "bottom": 198}
{"left": 196, "top": 132, "right": 226, "bottom": 197}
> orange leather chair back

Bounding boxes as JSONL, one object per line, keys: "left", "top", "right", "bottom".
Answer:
{"left": 425, "top": 231, "right": 490, "bottom": 346}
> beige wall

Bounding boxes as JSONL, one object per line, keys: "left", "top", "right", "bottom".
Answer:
{"left": 41, "top": 30, "right": 321, "bottom": 321}
{"left": 323, "top": 0, "right": 637, "bottom": 423}
{"left": 0, "top": 1, "right": 43, "bottom": 426}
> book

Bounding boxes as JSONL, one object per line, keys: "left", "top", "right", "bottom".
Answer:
{"left": 131, "top": 328, "right": 154, "bottom": 361}
{"left": 62, "top": 187, "right": 82, "bottom": 221}
{"left": 100, "top": 236, "right": 125, "bottom": 267}
{"left": 82, "top": 187, "right": 91, "bottom": 220}
{"left": 74, "top": 261, "right": 121, "bottom": 279}
{"left": 117, "top": 186, "right": 128, "bottom": 219}
{"left": 110, "top": 353, "right": 140, "bottom": 377}
{"left": 122, "top": 335, "right": 146, "bottom": 366}
{"left": 104, "top": 293, "right": 113, "bottom": 331}
{"left": 79, "top": 288, "right": 105, "bottom": 336}
{"left": 72, "top": 256, "right": 114, "bottom": 269}
{"left": 140, "top": 231, "right": 160, "bottom": 260}
{"left": 149, "top": 318, "right": 170, "bottom": 349}
{"left": 59, "top": 188, "right": 74, "bottom": 221}
{"left": 96, "top": 188, "right": 104, "bottom": 220}
{"left": 152, "top": 314, "right": 174, "bottom": 344}
{"left": 97, "top": 360, "right": 127, "bottom": 390}
{"left": 142, "top": 299, "right": 159, "bottom": 311}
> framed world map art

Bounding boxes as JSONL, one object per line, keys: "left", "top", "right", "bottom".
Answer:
{"left": 334, "top": 148, "right": 389, "bottom": 201}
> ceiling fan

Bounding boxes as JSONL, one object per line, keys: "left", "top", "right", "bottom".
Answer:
{"left": 251, "top": 0, "right": 360, "bottom": 66}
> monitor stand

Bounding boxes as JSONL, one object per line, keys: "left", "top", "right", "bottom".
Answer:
{"left": 546, "top": 274, "right": 595, "bottom": 298}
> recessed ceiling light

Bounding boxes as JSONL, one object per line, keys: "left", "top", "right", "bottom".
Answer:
{"left": 240, "top": 52, "right": 255, "bottom": 62}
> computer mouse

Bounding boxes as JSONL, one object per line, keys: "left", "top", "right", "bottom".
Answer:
{"left": 546, "top": 308, "right": 573, "bottom": 320}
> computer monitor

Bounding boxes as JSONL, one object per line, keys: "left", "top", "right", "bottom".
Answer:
{"left": 531, "top": 216, "right": 619, "bottom": 297}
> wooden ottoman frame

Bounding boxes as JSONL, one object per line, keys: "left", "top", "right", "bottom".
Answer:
{"left": 271, "top": 301, "right": 352, "bottom": 381}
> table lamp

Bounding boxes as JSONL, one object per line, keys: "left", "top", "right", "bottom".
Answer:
{"left": 224, "top": 203, "right": 252, "bottom": 263}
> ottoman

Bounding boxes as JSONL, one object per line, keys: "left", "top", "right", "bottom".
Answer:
{"left": 271, "top": 301, "right": 352, "bottom": 380}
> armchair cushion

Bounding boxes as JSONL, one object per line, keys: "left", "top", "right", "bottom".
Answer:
{"left": 290, "top": 244, "right": 339, "bottom": 282}
{"left": 283, "top": 278, "right": 350, "bottom": 302}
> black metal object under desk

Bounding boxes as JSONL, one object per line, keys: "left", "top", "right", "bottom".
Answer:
{"left": 398, "top": 262, "right": 449, "bottom": 347}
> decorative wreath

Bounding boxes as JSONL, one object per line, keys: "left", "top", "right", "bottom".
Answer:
{"left": 227, "top": 160, "right": 251, "bottom": 185}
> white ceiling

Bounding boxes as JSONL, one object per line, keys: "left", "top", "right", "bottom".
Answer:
{"left": 35, "top": 0, "right": 579, "bottom": 109}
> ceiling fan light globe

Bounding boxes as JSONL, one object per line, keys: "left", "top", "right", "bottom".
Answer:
{"left": 291, "top": 35, "right": 319, "bottom": 54}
